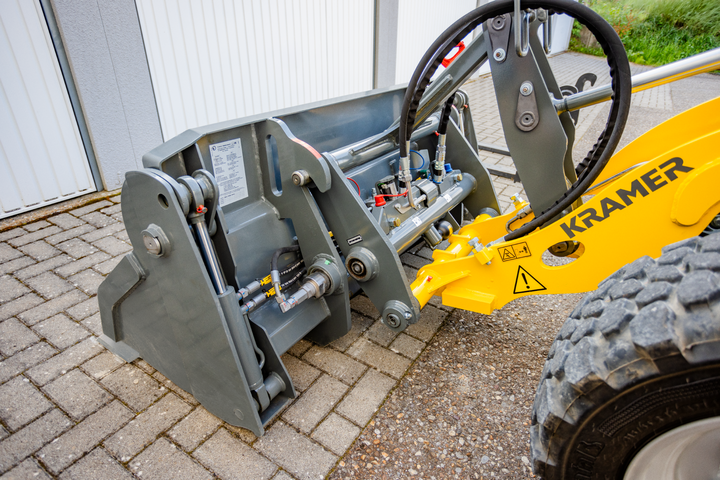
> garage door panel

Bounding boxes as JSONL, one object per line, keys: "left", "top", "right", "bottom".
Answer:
{"left": 0, "top": 0, "right": 96, "bottom": 219}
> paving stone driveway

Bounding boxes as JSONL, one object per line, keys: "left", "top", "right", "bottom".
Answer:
{"left": 0, "top": 192, "right": 457, "bottom": 479}
{"left": 0, "top": 52, "right": 677, "bottom": 479}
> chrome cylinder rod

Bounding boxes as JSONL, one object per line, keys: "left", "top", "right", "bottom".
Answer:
{"left": 555, "top": 48, "right": 720, "bottom": 114}
{"left": 389, "top": 173, "right": 477, "bottom": 252}
{"left": 194, "top": 221, "right": 226, "bottom": 295}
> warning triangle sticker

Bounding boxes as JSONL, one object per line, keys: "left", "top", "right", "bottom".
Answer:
{"left": 500, "top": 247, "right": 516, "bottom": 261}
{"left": 513, "top": 266, "right": 546, "bottom": 294}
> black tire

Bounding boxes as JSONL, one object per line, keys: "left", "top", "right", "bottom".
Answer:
{"left": 531, "top": 232, "right": 720, "bottom": 479}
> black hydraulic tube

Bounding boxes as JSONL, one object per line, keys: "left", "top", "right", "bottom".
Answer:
{"left": 398, "top": 0, "right": 631, "bottom": 240}
{"left": 271, "top": 245, "right": 300, "bottom": 272}
{"left": 437, "top": 95, "right": 456, "bottom": 135}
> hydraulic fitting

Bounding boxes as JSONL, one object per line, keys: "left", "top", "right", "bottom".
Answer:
{"left": 279, "top": 271, "right": 330, "bottom": 313}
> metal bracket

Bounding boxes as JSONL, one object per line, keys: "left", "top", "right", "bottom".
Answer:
{"left": 515, "top": 81, "right": 540, "bottom": 131}
{"left": 486, "top": 14, "right": 511, "bottom": 63}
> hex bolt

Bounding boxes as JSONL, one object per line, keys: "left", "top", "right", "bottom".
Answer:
{"left": 493, "top": 48, "right": 506, "bottom": 62}
{"left": 143, "top": 232, "right": 163, "bottom": 256}
{"left": 520, "top": 81, "right": 534, "bottom": 96}
{"left": 403, "top": 311, "right": 412, "bottom": 320}
{"left": 520, "top": 112, "right": 536, "bottom": 127}
{"left": 386, "top": 313, "right": 401, "bottom": 328}
{"left": 491, "top": 15, "right": 506, "bottom": 30}
{"left": 291, "top": 170, "right": 310, "bottom": 186}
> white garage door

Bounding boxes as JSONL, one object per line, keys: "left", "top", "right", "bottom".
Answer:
{"left": 0, "top": 0, "right": 96, "bottom": 220}
{"left": 136, "top": 0, "right": 375, "bottom": 141}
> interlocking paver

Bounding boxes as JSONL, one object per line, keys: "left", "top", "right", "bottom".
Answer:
{"left": 0, "top": 257, "right": 35, "bottom": 276}
{"left": 133, "top": 359, "right": 154, "bottom": 375}
{"left": 23, "top": 221, "right": 51, "bottom": 232}
{"left": 69, "top": 200, "right": 112, "bottom": 217}
{"left": 282, "top": 374, "right": 347, "bottom": 433}
{"left": 48, "top": 214, "right": 85, "bottom": 230}
{"left": 105, "top": 393, "right": 191, "bottom": 460}
{"left": 78, "top": 222, "right": 125, "bottom": 243}
{"left": 364, "top": 319, "right": 400, "bottom": 347}
{"left": 404, "top": 304, "right": 447, "bottom": 342}
{"left": 168, "top": 407, "right": 222, "bottom": 452}
{"left": 66, "top": 297, "right": 99, "bottom": 321}
{"left": 336, "top": 368, "right": 396, "bottom": 426}
{"left": 68, "top": 269, "right": 104, "bottom": 295}
{"left": 80, "top": 212, "right": 115, "bottom": 228}
{"left": 17, "top": 290, "right": 87, "bottom": 325}
{"left": 101, "top": 365, "right": 164, "bottom": 412}
{"left": 0, "top": 377, "right": 52, "bottom": 431}
{"left": 311, "top": 413, "right": 360, "bottom": 455}
{"left": 271, "top": 472, "right": 294, "bottom": 480}
{"left": 25, "top": 272, "right": 73, "bottom": 300}
{"left": 80, "top": 313, "right": 101, "bottom": 336}
{"left": 400, "top": 251, "right": 432, "bottom": 269}
{"left": 255, "top": 422, "right": 337, "bottom": 480}
{"left": 26, "top": 337, "right": 103, "bottom": 386}
{"left": 44, "top": 225, "right": 96, "bottom": 246}
{"left": 390, "top": 333, "right": 426, "bottom": 359}
{"left": 57, "top": 447, "right": 132, "bottom": 480}
{"left": 94, "top": 255, "right": 123, "bottom": 275}
{"left": 14, "top": 255, "right": 72, "bottom": 281}
{"left": 0, "top": 294, "right": 43, "bottom": 322}
{"left": 0, "top": 244, "right": 22, "bottom": 263}
{"left": 7, "top": 227, "right": 61, "bottom": 247}
{"left": 129, "top": 438, "right": 212, "bottom": 480}
{"left": 113, "top": 229, "right": 128, "bottom": 240}
{"left": 32, "top": 314, "right": 89, "bottom": 349}
{"left": 43, "top": 369, "right": 112, "bottom": 420}
{"left": 302, "top": 346, "right": 367, "bottom": 385}
{"left": 350, "top": 295, "right": 380, "bottom": 319}
{"left": 54, "top": 251, "right": 110, "bottom": 278}
{"left": 0, "top": 409, "right": 71, "bottom": 473}
{"left": 56, "top": 238, "right": 98, "bottom": 259}
{"left": 0, "top": 319, "right": 39, "bottom": 357}
{"left": 0, "top": 343, "right": 57, "bottom": 385}
{"left": 151, "top": 371, "right": 198, "bottom": 406}
{"left": 17, "top": 241, "right": 60, "bottom": 262}
{"left": 287, "top": 339, "right": 312, "bottom": 357}
{"left": 100, "top": 204, "right": 122, "bottom": 215}
{"left": 347, "top": 338, "right": 411, "bottom": 379}
{"left": 93, "top": 236, "right": 131, "bottom": 256}
{"left": 37, "top": 400, "right": 133, "bottom": 474}
{"left": 0, "top": 229, "right": 26, "bottom": 242}
{"left": 194, "top": 428, "right": 277, "bottom": 480}
{"left": 1, "top": 457, "right": 52, "bottom": 479}
{"left": 0, "top": 277, "right": 29, "bottom": 304}
{"left": 330, "top": 312, "right": 374, "bottom": 352}
{"left": 281, "top": 354, "right": 320, "bottom": 392}
{"left": 81, "top": 351, "right": 124, "bottom": 379}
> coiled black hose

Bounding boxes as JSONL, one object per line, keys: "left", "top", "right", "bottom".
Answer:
{"left": 398, "top": 0, "right": 631, "bottom": 240}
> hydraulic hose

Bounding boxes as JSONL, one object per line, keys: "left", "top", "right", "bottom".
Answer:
{"left": 437, "top": 94, "right": 456, "bottom": 135}
{"left": 271, "top": 245, "right": 300, "bottom": 272}
{"left": 398, "top": 0, "right": 631, "bottom": 240}
{"left": 270, "top": 245, "right": 301, "bottom": 302}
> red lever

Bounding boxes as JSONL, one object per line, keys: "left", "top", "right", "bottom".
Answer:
{"left": 441, "top": 41, "right": 466, "bottom": 68}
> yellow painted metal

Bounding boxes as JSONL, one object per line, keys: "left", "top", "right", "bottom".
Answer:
{"left": 412, "top": 95, "right": 720, "bottom": 314}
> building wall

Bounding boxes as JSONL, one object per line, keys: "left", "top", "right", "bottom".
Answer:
{"left": 50, "top": 0, "right": 162, "bottom": 190}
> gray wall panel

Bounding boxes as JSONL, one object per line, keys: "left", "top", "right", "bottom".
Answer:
{"left": 50, "top": 0, "right": 161, "bottom": 190}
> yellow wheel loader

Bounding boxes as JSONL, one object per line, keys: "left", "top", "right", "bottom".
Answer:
{"left": 98, "top": 0, "right": 720, "bottom": 477}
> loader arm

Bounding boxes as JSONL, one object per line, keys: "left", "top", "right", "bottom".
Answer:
{"left": 412, "top": 95, "right": 720, "bottom": 314}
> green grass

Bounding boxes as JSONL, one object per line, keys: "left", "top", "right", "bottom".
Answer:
{"left": 570, "top": 0, "right": 720, "bottom": 66}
